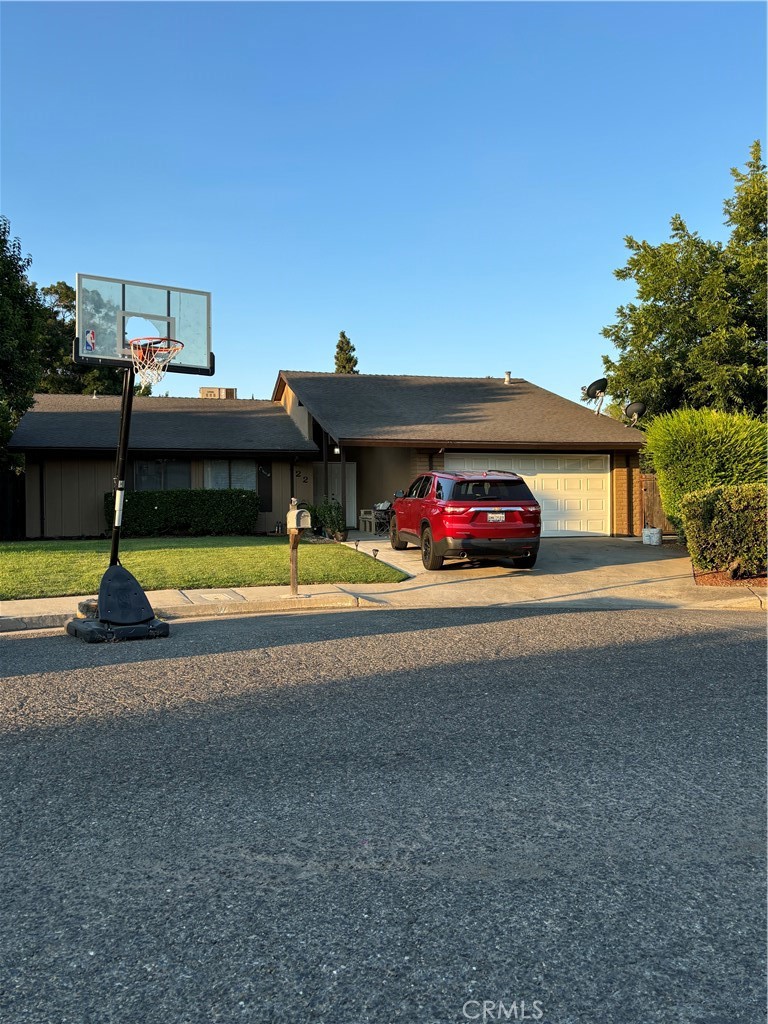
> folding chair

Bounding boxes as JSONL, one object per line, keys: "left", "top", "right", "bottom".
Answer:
{"left": 373, "top": 501, "right": 393, "bottom": 536}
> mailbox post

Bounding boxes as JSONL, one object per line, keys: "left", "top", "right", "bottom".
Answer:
{"left": 285, "top": 498, "right": 312, "bottom": 596}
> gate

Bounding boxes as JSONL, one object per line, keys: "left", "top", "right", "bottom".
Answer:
{"left": 641, "top": 474, "right": 676, "bottom": 534}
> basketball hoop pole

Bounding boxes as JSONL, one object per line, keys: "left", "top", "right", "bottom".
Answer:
{"left": 109, "top": 365, "right": 136, "bottom": 566}
{"left": 67, "top": 360, "right": 168, "bottom": 642}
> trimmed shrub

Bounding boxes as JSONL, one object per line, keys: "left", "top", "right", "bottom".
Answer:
{"left": 104, "top": 489, "right": 261, "bottom": 537}
{"left": 643, "top": 408, "right": 767, "bottom": 527}
{"left": 316, "top": 497, "right": 346, "bottom": 535}
{"left": 304, "top": 503, "right": 324, "bottom": 534}
{"left": 680, "top": 483, "right": 767, "bottom": 578}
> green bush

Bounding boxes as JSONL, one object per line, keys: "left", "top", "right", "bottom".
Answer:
{"left": 643, "top": 408, "right": 767, "bottom": 527}
{"left": 303, "top": 503, "right": 323, "bottom": 534}
{"left": 680, "top": 483, "right": 767, "bottom": 578}
{"left": 104, "top": 489, "right": 261, "bottom": 537}
{"left": 316, "top": 497, "right": 346, "bottom": 535}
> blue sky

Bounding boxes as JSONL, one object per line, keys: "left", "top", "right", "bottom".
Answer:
{"left": 1, "top": 1, "right": 765, "bottom": 401}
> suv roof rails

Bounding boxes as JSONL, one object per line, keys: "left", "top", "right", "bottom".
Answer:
{"left": 445, "top": 470, "right": 521, "bottom": 478}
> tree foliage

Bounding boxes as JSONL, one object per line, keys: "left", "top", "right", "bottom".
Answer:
{"left": 334, "top": 330, "right": 358, "bottom": 374}
{"left": 600, "top": 142, "right": 767, "bottom": 418}
{"left": 36, "top": 281, "right": 148, "bottom": 396}
{"left": 0, "top": 216, "right": 45, "bottom": 462}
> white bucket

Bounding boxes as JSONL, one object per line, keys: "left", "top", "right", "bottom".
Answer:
{"left": 642, "top": 527, "right": 663, "bottom": 546}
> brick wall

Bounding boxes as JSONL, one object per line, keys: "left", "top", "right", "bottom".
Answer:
{"left": 408, "top": 450, "right": 444, "bottom": 477}
{"left": 611, "top": 452, "right": 642, "bottom": 536}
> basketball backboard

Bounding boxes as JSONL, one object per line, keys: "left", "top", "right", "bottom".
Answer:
{"left": 74, "top": 274, "right": 214, "bottom": 375}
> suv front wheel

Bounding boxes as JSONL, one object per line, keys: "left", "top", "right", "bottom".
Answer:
{"left": 389, "top": 516, "right": 408, "bottom": 550}
{"left": 421, "top": 527, "right": 444, "bottom": 571}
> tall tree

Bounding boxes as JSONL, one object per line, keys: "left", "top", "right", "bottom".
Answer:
{"left": 599, "top": 142, "right": 767, "bottom": 418}
{"left": 0, "top": 216, "right": 45, "bottom": 462}
{"left": 334, "top": 330, "right": 358, "bottom": 374}
{"left": 37, "top": 281, "right": 88, "bottom": 394}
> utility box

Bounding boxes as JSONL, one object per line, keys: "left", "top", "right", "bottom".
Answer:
{"left": 287, "top": 508, "right": 312, "bottom": 531}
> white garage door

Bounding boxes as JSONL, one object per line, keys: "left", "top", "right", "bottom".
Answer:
{"left": 444, "top": 453, "right": 611, "bottom": 536}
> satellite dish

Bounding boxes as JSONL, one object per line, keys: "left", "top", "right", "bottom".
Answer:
{"left": 624, "top": 401, "right": 646, "bottom": 428}
{"left": 585, "top": 378, "right": 608, "bottom": 399}
{"left": 581, "top": 377, "right": 608, "bottom": 415}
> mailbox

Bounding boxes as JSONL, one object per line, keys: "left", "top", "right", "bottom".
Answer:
{"left": 287, "top": 507, "right": 312, "bottom": 531}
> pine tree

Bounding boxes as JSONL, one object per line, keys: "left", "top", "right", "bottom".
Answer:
{"left": 334, "top": 331, "right": 358, "bottom": 374}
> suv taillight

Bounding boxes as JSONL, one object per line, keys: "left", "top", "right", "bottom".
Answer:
{"left": 443, "top": 505, "right": 467, "bottom": 514}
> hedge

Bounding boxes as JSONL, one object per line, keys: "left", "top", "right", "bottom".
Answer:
{"left": 643, "top": 408, "right": 767, "bottom": 527}
{"left": 104, "top": 488, "right": 261, "bottom": 537}
{"left": 679, "top": 482, "right": 767, "bottom": 578}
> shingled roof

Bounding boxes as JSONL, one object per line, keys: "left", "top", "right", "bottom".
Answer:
{"left": 273, "top": 372, "right": 645, "bottom": 450}
{"left": 8, "top": 394, "right": 318, "bottom": 456}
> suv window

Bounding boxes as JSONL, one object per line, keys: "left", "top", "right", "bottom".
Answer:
{"left": 451, "top": 478, "right": 536, "bottom": 502}
{"left": 435, "top": 476, "right": 453, "bottom": 500}
{"left": 416, "top": 476, "right": 433, "bottom": 499}
{"left": 406, "top": 476, "right": 428, "bottom": 498}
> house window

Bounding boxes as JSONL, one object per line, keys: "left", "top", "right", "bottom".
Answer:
{"left": 257, "top": 462, "right": 272, "bottom": 512}
{"left": 203, "top": 459, "right": 272, "bottom": 512}
{"left": 134, "top": 459, "right": 191, "bottom": 491}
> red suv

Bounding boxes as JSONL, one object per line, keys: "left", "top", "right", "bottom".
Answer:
{"left": 390, "top": 470, "right": 541, "bottom": 570}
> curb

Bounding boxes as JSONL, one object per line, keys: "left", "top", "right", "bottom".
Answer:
{"left": 0, "top": 594, "right": 385, "bottom": 633}
{"left": 155, "top": 594, "right": 384, "bottom": 620}
{"left": 1, "top": 592, "right": 763, "bottom": 633}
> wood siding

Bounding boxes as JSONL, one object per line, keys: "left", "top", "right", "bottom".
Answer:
{"left": 31, "top": 459, "right": 115, "bottom": 538}
{"left": 24, "top": 463, "right": 42, "bottom": 538}
{"left": 22, "top": 457, "right": 299, "bottom": 538}
{"left": 353, "top": 446, "right": 413, "bottom": 510}
{"left": 278, "top": 384, "right": 312, "bottom": 439}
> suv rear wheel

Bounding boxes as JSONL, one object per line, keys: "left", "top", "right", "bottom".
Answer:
{"left": 511, "top": 552, "right": 537, "bottom": 569}
{"left": 421, "top": 527, "right": 444, "bottom": 571}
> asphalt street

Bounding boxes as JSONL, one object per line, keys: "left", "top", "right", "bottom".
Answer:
{"left": 1, "top": 605, "right": 765, "bottom": 1024}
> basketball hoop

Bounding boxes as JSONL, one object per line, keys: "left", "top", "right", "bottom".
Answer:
{"left": 129, "top": 338, "right": 184, "bottom": 387}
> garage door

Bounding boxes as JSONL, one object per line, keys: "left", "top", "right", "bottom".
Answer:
{"left": 444, "top": 453, "right": 610, "bottom": 536}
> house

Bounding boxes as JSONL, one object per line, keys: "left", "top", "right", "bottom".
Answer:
{"left": 272, "top": 372, "right": 645, "bottom": 537}
{"left": 7, "top": 373, "right": 645, "bottom": 538}
{"left": 8, "top": 392, "right": 318, "bottom": 537}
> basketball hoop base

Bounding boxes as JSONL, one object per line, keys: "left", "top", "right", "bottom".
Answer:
{"left": 66, "top": 617, "right": 170, "bottom": 643}
{"left": 65, "top": 564, "right": 170, "bottom": 643}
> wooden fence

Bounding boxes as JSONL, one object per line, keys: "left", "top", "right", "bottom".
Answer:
{"left": 641, "top": 473, "right": 676, "bottom": 534}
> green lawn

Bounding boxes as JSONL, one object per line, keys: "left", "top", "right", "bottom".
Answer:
{"left": 0, "top": 536, "right": 408, "bottom": 600}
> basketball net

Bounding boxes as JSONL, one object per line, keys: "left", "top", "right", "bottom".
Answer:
{"left": 129, "top": 338, "right": 185, "bottom": 387}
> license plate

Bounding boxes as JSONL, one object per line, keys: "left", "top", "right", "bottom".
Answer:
{"left": 487, "top": 512, "right": 505, "bottom": 523}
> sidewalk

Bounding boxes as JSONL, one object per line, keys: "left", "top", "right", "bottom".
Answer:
{"left": 1, "top": 536, "right": 764, "bottom": 633}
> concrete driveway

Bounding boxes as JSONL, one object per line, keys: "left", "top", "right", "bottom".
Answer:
{"left": 342, "top": 533, "right": 765, "bottom": 613}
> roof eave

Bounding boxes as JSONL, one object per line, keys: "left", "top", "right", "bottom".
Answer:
{"left": 335, "top": 437, "right": 645, "bottom": 450}
{"left": 13, "top": 446, "right": 319, "bottom": 458}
